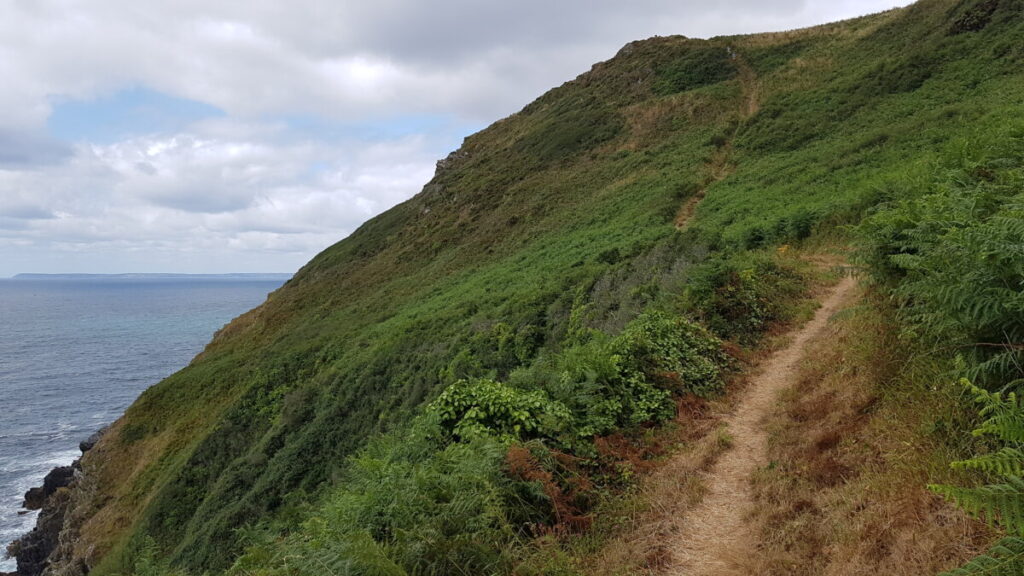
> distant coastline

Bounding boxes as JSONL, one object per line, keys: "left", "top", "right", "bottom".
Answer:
{"left": 10, "top": 273, "right": 293, "bottom": 281}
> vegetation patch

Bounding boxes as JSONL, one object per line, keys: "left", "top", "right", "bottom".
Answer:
{"left": 855, "top": 129, "right": 1024, "bottom": 575}
{"left": 652, "top": 45, "right": 736, "bottom": 95}
{"left": 514, "top": 99, "right": 625, "bottom": 163}
{"left": 684, "top": 251, "right": 809, "bottom": 342}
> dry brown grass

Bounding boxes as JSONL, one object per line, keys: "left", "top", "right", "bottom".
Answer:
{"left": 744, "top": 285, "right": 998, "bottom": 575}
{"left": 621, "top": 89, "right": 737, "bottom": 152}
{"left": 579, "top": 395, "right": 733, "bottom": 576}
{"left": 577, "top": 257, "right": 837, "bottom": 576}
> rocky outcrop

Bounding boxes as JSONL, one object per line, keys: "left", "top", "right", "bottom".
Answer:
{"left": 434, "top": 149, "right": 469, "bottom": 175}
{"left": 6, "top": 427, "right": 107, "bottom": 576}
{"left": 6, "top": 490, "right": 70, "bottom": 576}
{"left": 77, "top": 427, "right": 107, "bottom": 454}
{"left": 21, "top": 468, "right": 76, "bottom": 512}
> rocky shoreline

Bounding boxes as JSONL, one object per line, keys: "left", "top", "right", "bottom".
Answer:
{"left": 2, "top": 428, "right": 107, "bottom": 576}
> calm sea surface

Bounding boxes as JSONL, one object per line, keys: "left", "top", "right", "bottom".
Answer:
{"left": 0, "top": 278, "right": 286, "bottom": 570}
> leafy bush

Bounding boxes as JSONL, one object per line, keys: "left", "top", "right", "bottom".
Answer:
{"left": 428, "top": 378, "right": 572, "bottom": 442}
{"left": 612, "top": 312, "right": 726, "bottom": 397}
{"left": 515, "top": 312, "right": 727, "bottom": 442}
{"left": 553, "top": 337, "right": 675, "bottom": 438}
{"left": 685, "top": 252, "right": 807, "bottom": 342}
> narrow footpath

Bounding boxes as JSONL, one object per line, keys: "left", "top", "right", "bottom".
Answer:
{"left": 665, "top": 276, "right": 859, "bottom": 575}
{"left": 674, "top": 48, "right": 759, "bottom": 230}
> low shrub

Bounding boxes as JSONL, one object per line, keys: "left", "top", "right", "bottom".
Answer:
{"left": 684, "top": 252, "right": 807, "bottom": 342}
{"left": 428, "top": 378, "right": 572, "bottom": 442}
{"left": 653, "top": 45, "right": 736, "bottom": 95}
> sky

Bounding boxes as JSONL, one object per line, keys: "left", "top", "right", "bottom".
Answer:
{"left": 0, "top": 0, "right": 913, "bottom": 276}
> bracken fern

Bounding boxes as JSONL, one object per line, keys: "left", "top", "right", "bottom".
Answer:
{"left": 931, "top": 380, "right": 1024, "bottom": 576}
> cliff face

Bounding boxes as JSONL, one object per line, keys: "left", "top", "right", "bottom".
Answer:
{"left": 21, "top": 0, "right": 1024, "bottom": 573}
{"left": 6, "top": 429, "right": 105, "bottom": 576}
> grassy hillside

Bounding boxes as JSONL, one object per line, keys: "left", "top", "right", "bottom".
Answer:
{"left": 48, "top": 1, "right": 1024, "bottom": 574}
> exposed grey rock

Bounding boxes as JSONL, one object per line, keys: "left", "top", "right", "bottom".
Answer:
{"left": 9, "top": 426, "right": 109, "bottom": 575}
{"left": 21, "top": 465, "right": 74, "bottom": 512}
{"left": 11, "top": 489, "right": 71, "bottom": 576}
{"left": 78, "top": 427, "right": 108, "bottom": 454}
{"left": 435, "top": 149, "right": 469, "bottom": 175}
{"left": 22, "top": 488, "right": 46, "bottom": 511}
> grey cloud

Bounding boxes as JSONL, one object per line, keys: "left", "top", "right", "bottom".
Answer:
{"left": 0, "top": 218, "right": 31, "bottom": 231}
{"left": 0, "top": 205, "right": 55, "bottom": 219}
{"left": 148, "top": 189, "right": 256, "bottom": 214}
{"left": 135, "top": 162, "right": 157, "bottom": 175}
{"left": 0, "top": 0, "right": 912, "bottom": 128}
{"left": 0, "top": 130, "right": 72, "bottom": 167}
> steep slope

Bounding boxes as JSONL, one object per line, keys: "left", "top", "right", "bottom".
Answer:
{"left": 24, "top": 0, "right": 1024, "bottom": 574}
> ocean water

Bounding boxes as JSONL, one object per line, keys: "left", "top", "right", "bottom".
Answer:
{"left": 0, "top": 277, "right": 287, "bottom": 571}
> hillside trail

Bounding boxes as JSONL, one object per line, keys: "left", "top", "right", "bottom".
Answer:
{"left": 664, "top": 275, "right": 858, "bottom": 575}
{"left": 675, "top": 49, "right": 759, "bottom": 229}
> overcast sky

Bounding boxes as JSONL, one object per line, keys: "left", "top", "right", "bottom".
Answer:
{"left": 0, "top": 0, "right": 913, "bottom": 276}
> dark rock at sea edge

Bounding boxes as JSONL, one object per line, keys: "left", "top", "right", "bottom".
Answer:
{"left": 78, "top": 427, "right": 108, "bottom": 454}
{"left": 21, "top": 488, "right": 45, "bottom": 512}
{"left": 22, "top": 466, "right": 75, "bottom": 512}
{"left": 10, "top": 425, "right": 109, "bottom": 576}
{"left": 18, "top": 425, "right": 107, "bottom": 511}
{"left": 7, "top": 489, "right": 69, "bottom": 576}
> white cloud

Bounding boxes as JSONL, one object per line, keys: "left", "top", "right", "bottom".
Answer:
{"left": 0, "top": 0, "right": 912, "bottom": 275}
{"left": 0, "top": 121, "right": 442, "bottom": 273}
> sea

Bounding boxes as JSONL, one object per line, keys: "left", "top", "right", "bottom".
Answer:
{"left": 0, "top": 276, "right": 288, "bottom": 571}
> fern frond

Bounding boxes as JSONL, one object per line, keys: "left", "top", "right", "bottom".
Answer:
{"left": 952, "top": 448, "right": 1024, "bottom": 477}
{"left": 939, "top": 536, "right": 1024, "bottom": 576}
{"left": 964, "top": 382, "right": 1024, "bottom": 444}
{"left": 929, "top": 477, "right": 1024, "bottom": 535}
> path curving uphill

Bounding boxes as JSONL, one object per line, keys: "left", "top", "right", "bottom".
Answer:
{"left": 666, "top": 276, "right": 858, "bottom": 575}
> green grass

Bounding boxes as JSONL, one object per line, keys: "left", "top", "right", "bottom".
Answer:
{"left": 57, "top": 1, "right": 1024, "bottom": 574}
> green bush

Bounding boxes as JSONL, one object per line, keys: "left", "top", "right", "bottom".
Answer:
{"left": 515, "top": 98, "right": 625, "bottom": 163}
{"left": 229, "top": 434, "right": 528, "bottom": 576}
{"left": 613, "top": 312, "right": 726, "bottom": 397}
{"left": 685, "top": 252, "right": 807, "bottom": 342}
{"left": 517, "top": 312, "right": 727, "bottom": 441}
{"left": 856, "top": 137, "right": 1024, "bottom": 386}
{"left": 428, "top": 378, "right": 572, "bottom": 442}
{"left": 653, "top": 45, "right": 736, "bottom": 95}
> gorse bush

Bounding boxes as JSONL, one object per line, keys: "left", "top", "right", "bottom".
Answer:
{"left": 653, "top": 45, "right": 736, "bottom": 95}
{"left": 515, "top": 98, "right": 625, "bottom": 163}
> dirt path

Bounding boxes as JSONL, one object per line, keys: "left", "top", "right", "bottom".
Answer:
{"left": 665, "top": 276, "right": 858, "bottom": 575}
{"left": 674, "top": 49, "right": 759, "bottom": 230}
